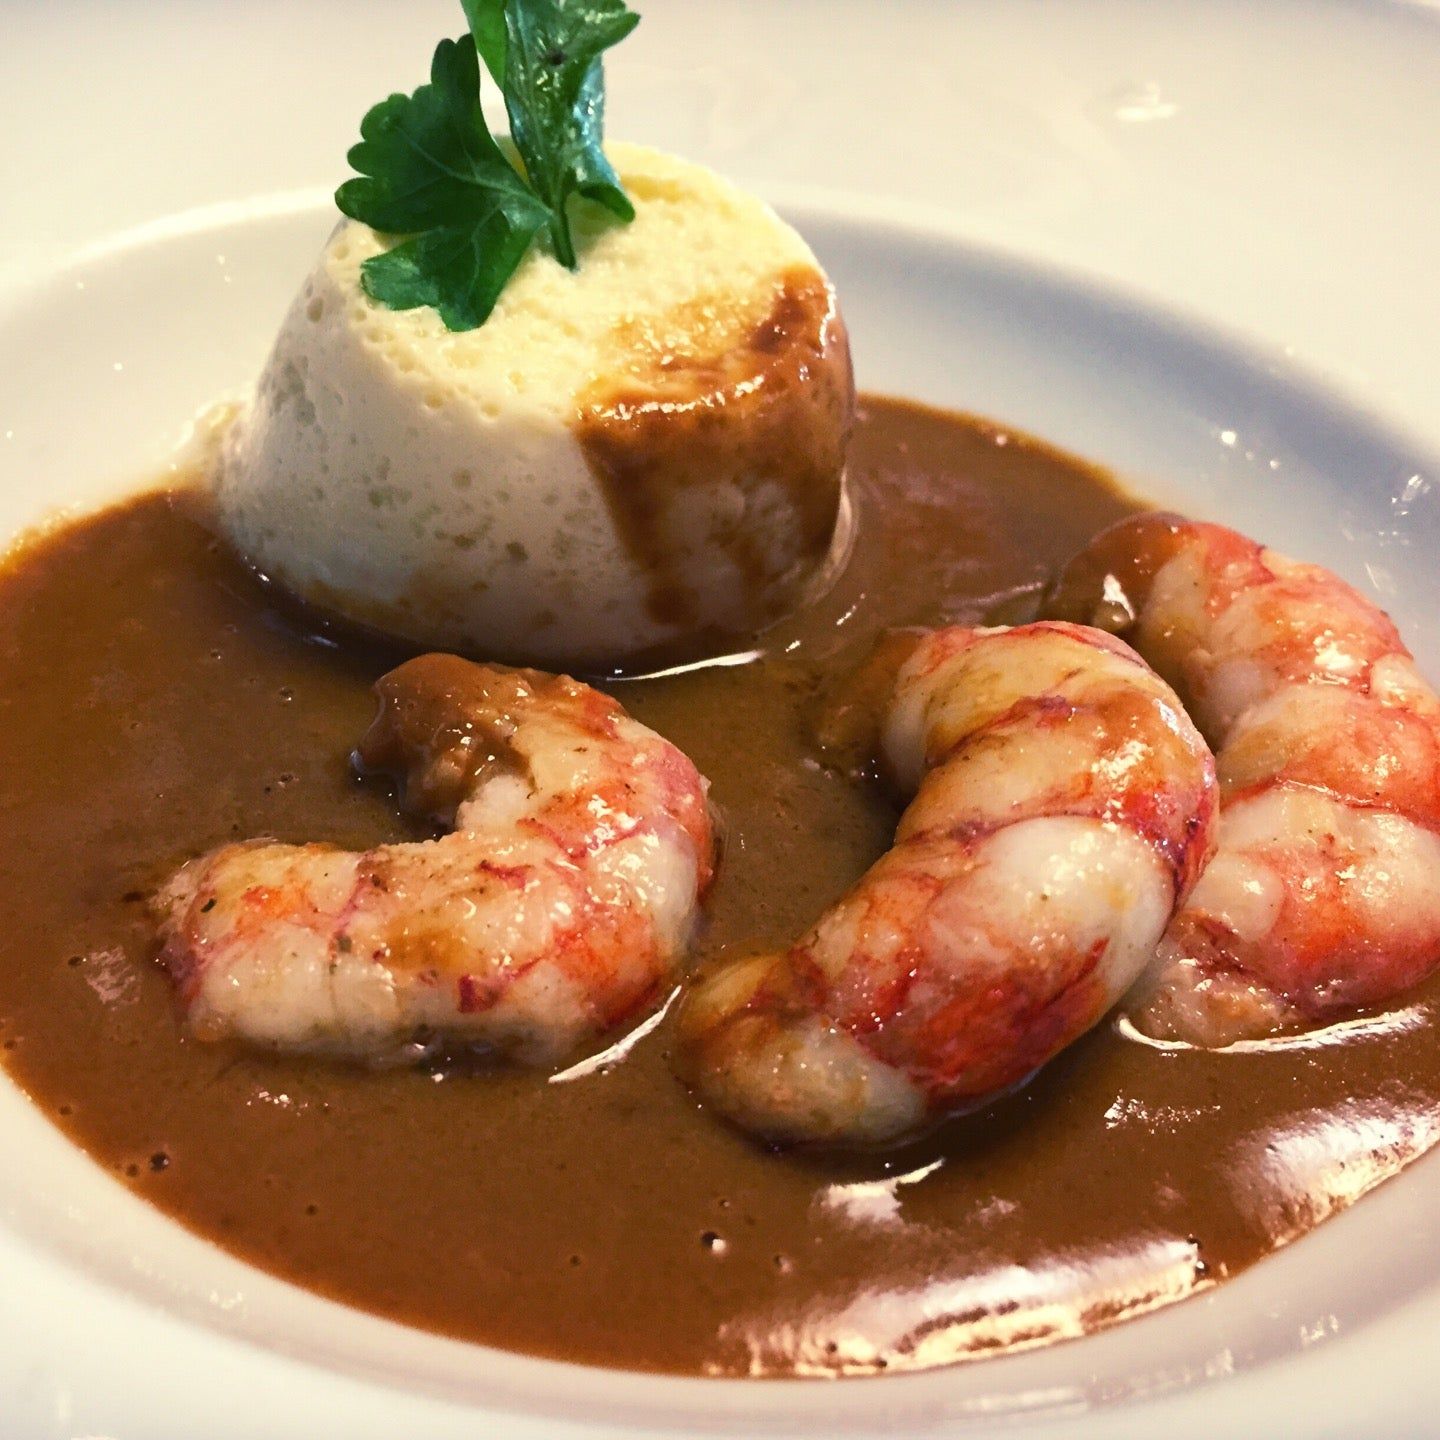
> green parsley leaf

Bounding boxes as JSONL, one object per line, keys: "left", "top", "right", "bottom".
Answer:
{"left": 461, "top": 0, "right": 511, "bottom": 84}
{"left": 336, "top": 1, "right": 639, "bottom": 332}
{"left": 336, "top": 35, "right": 550, "bottom": 330}
{"left": 485, "top": 0, "right": 640, "bottom": 267}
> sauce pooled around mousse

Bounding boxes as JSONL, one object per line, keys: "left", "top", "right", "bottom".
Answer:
{"left": 1, "top": 397, "right": 1437, "bottom": 1375}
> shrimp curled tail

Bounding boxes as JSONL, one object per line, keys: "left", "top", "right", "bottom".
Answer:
{"left": 1049, "top": 512, "right": 1440, "bottom": 1046}
{"left": 153, "top": 654, "right": 716, "bottom": 1067}
{"left": 674, "top": 622, "right": 1217, "bottom": 1147}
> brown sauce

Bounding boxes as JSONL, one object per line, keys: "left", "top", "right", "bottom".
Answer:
{"left": 357, "top": 654, "right": 554, "bottom": 825}
{"left": 1, "top": 396, "right": 1438, "bottom": 1376}
{"left": 576, "top": 266, "right": 853, "bottom": 633}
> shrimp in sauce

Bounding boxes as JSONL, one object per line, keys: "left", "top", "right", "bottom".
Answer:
{"left": 1049, "top": 513, "right": 1440, "bottom": 1046}
{"left": 675, "top": 622, "right": 1217, "bottom": 1146}
{"left": 154, "top": 655, "right": 716, "bottom": 1065}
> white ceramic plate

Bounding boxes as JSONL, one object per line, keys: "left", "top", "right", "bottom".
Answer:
{"left": 2, "top": 3, "right": 1438, "bottom": 1436}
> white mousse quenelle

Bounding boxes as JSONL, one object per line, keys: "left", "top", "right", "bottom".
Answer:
{"left": 215, "top": 143, "right": 854, "bottom": 671}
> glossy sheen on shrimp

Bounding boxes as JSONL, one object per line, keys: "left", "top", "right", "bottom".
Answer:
{"left": 154, "top": 655, "right": 716, "bottom": 1065}
{"left": 1050, "top": 513, "right": 1440, "bottom": 1046}
{"left": 675, "top": 622, "right": 1217, "bottom": 1146}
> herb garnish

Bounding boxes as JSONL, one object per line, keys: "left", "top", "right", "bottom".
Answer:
{"left": 335, "top": 0, "right": 639, "bottom": 332}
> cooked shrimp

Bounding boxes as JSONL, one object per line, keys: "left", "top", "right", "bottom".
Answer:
{"left": 674, "top": 622, "right": 1216, "bottom": 1146}
{"left": 1049, "top": 512, "right": 1440, "bottom": 1046}
{"left": 153, "top": 654, "right": 715, "bottom": 1065}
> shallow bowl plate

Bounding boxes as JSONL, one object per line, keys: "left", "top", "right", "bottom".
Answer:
{"left": 1, "top": 2, "right": 1438, "bottom": 1437}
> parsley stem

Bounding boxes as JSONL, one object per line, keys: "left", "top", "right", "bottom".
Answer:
{"left": 549, "top": 210, "right": 577, "bottom": 269}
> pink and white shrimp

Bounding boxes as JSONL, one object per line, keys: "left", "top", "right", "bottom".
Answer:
{"left": 1049, "top": 512, "right": 1440, "bottom": 1046}
{"left": 674, "top": 622, "right": 1217, "bottom": 1146}
{"left": 153, "top": 654, "right": 716, "bottom": 1066}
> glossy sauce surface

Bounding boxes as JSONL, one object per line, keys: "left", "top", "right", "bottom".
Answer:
{"left": 1, "top": 398, "right": 1437, "bottom": 1376}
